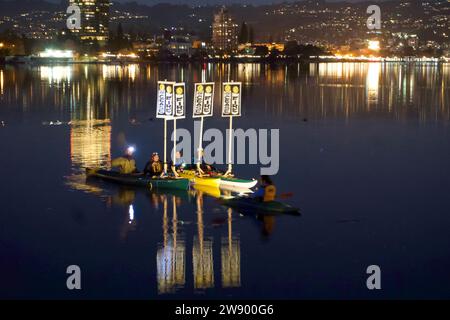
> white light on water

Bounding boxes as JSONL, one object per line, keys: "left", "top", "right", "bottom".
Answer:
{"left": 40, "top": 66, "right": 72, "bottom": 83}
{"left": 366, "top": 63, "right": 380, "bottom": 103}
{"left": 129, "top": 205, "right": 135, "bottom": 223}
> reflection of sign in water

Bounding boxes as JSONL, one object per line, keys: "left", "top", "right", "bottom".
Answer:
{"left": 193, "top": 236, "right": 214, "bottom": 289}
{"left": 222, "top": 82, "right": 241, "bottom": 117}
{"left": 157, "top": 239, "right": 186, "bottom": 294}
{"left": 193, "top": 83, "right": 214, "bottom": 118}
{"left": 221, "top": 237, "right": 241, "bottom": 288}
{"left": 173, "top": 83, "right": 186, "bottom": 119}
{"left": 157, "top": 81, "right": 176, "bottom": 119}
{"left": 157, "top": 197, "right": 186, "bottom": 295}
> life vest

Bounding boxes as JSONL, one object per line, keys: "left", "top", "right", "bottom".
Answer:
{"left": 111, "top": 157, "right": 136, "bottom": 174}
{"left": 263, "top": 185, "right": 276, "bottom": 202}
{"left": 152, "top": 161, "right": 162, "bottom": 174}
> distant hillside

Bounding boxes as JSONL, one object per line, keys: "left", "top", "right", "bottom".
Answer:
{"left": 0, "top": 0, "right": 62, "bottom": 13}
{"left": 0, "top": 0, "right": 447, "bottom": 44}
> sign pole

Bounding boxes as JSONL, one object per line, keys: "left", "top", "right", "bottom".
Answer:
{"left": 197, "top": 116, "right": 204, "bottom": 174}
{"left": 199, "top": 72, "right": 206, "bottom": 175}
{"left": 225, "top": 116, "right": 233, "bottom": 176}
{"left": 173, "top": 118, "right": 177, "bottom": 175}
{"left": 163, "top": 118, "right": 168, "bottom": 175}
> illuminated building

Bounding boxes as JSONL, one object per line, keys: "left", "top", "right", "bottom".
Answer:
{"left": 69, "top": 0, "right": 111, "bottom": 43}
{"left": 212, "top": 7, "right": 239, "bottom": 53}
{"left": 368, "top": 40, "right": 380, "bottom": 51}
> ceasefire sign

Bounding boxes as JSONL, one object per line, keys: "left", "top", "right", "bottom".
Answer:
{"left": 222, "top": 82, "right": 241, "bottom": 117}
{"left": 193, "top": 83, "right": 215, "bottom": 118}
{"left": 173, "top": 83, "right": 186, "bottom": 119}
{"left": 156, "top": 81, "right": 176, "bottom": 119}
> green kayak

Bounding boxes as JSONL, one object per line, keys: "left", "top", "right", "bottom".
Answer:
{"left": 220, "top": 197, "right": 300, "bottom": 215}
{"left": 86, "top": 168, "right": 190, "bottom": 190}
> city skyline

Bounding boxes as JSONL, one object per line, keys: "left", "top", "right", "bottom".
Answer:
{"left": 0, "top": 0, "right": 447, "bottom": 45}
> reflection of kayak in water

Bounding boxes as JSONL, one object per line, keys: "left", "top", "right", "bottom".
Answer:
{"left": 219, "top": 196, "right": 300, "bottom": 215}
{"left": 193, "top": 184, "right": 253, "bottom": 198}
{"left": 86, "top": 168, "right": 190, "bottom": 190}
{"left": 179, "top": 169, "right": 257, "bottom": 189}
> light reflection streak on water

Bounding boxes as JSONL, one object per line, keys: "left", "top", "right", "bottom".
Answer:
{"left": 0, "top": 62, "right": 447, "bottom": 122}
{"left": 69, "top": 119, "right": 111, "bottom": 171}
{"left": 40, "top": 66, "right": 72, "bottom": 85}
{"left": 0, "top": 69, "right": 3, "bottom": 95}
{"left": 366, "top": 62, "right": 380, "bottom": 106}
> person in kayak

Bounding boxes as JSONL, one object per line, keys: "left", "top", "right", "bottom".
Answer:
{"left": 189, "top": 149, "right": 223, "bottom": 176}
{"left": 143, "top": 152, "right": 164, "bottom": 177}
{"left": 169, "top": 151, "right": 186, "bottom": 177}
{"left": 253, "top": 175, "right": 277, "bottom": 202}
{"left": 111, "top": 146, "right": 138, "bottom": 174}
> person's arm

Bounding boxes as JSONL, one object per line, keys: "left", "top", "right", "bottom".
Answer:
{"left": 131, "top": 159, "right": 139, "bottom": 174}
{"left": 171, "top": 165, "right": 179, "bottom": 177}
{"left": 111, "top": 157, "right": 124, "bottom": 169}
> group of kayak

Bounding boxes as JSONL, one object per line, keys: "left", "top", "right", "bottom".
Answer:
{"left": 86, "top": 146, "right": 299, "bottom": 214}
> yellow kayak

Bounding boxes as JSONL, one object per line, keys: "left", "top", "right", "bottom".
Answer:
{"left": 180, "top": 169, "right": 257, "bottom": 190}
{"left": 179, "top": 171, "right": 221, "bottom": 188}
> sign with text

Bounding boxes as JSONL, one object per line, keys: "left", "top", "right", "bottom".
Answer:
{"left": 193, "top": 83, "right": 215, "bottom": 118}
{"left": 156, "top": 81, "right": 176, "bottom": 119}
{"left": 173, "top": 83, "right": 186, "bottom": 119}
{"left": 221, "top": 82, "right": 241, "bottom": 117}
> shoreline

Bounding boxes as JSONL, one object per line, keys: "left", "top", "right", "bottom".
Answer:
{"left": 1, "top": 57, "right": 448, "bottom": 66}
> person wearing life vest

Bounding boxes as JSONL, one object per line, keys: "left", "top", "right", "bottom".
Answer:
{"left": 253, "top": 175, "right": 277, "bottom": 202}
{"left": 169, "top": 151, "right": 186, "bottom": 177}
{"left": 143, "top": 152, "right": 164, "bottom": 177}
{"left": 111, "top": 146, "right": 138, "bottom": 174}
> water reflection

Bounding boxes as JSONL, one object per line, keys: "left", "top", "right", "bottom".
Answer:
{"left": 102, "top": 64, "right": 139, "bottom": 81}
{"left": 69, "top": 164, "right": 299, "bottom": 295}
{"left": 0, "top": 70, "right": 4, "bottom": 95}
{"left": 157, "top": 196, "right": 186, "bottom": 294}
{"left": 193, "top": 192, "right": 214, "bottom": 290}
{"left": 70, "top": 119, "right": 111, "bottom": 171}
{"left": 366, "top": 63, "right": 380, "bottom": 105}
{"left": 40, "top": 66, "right": 72, "bottom": 85}
{"left": 221, "top": 208, "right": 241, "bottom": 288}
{"left": 9, "top": 60, "right": 444, "bottom": 297}
{"left": 0, "top": 62, "right": 447, "bottom": 121}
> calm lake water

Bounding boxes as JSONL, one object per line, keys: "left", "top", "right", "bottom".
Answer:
{"left": 0, "top": 62, "right": 449, "bottom": 299}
